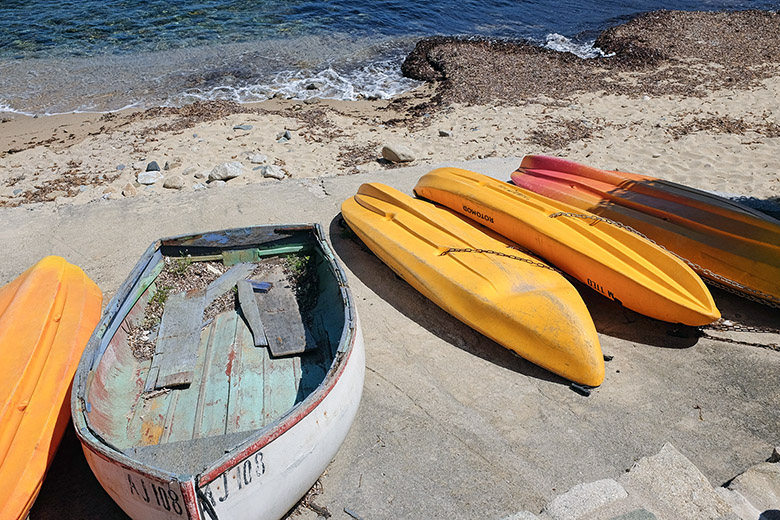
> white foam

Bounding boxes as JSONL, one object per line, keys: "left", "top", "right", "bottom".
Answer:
{"left": 544, "top": 33, "right": 614, "bottom": 59}
{"left": 169, "top": 59, "right": 421, "bottom": 106}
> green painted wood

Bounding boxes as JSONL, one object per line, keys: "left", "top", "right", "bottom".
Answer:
{"left": 222, "top": 249, "right": 258, "bottom": 266}
{"left": 237, "top": 279, "right": 268, "bottom": 347}
{"left": 161, "top": 326, "right": 213, "bottom": 444}
{"left": 227, "top": 321, "right": 265, "bottom": 434}
{"left": 262, "top": 344, "right": 301, "bottom": 426}
{"left": 195, "top": 312, "right": 237, "bottom": 438}
{"left": 146, "top": 288, "right": 207, "bottom": 390}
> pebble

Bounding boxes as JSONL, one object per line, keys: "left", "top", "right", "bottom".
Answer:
{"left": 249, "top": 154, "right": 268, "bottom": 165}
{"left": 122, "top": 183, "right": 138, "bottom": 197}
{"left": 116, "top": 164, "right": 126, "bottom": 171}
{"left": 276, "top": 130, "right": 292, "bottom": 142}
{"left": 439, "top": 130, "right": 452, "bottom": 137}
{"left": 146, "top": 161, "right": 161, "bottom": 172}
{"left": 208, "top": 180, "right": 227, "bottom": 188}
{"left": 260, "top": 165, "right": 286, "bottom": 180}
{"left": 13, "top": 189, "right": 23, "bottom": 196}
{"left": 181, "top": 167, "right": 198, "bottom": 176}
{"left": 233, "top": 124, "right": 253, "bottom": 131}
{"left": 193, "top": 183, "right": 207, "bottom": 191}
{"left": 138, "top": 171, "right": 163, "bottom": 185}
{"left": 163, "top": 175, "right": 186, "bottom": 190}
{"left": 193, "top": 171, "right": 207, "bottom": 180}
{"left": 208, "top": 161, "right": 245, "bottom": 182}
{"left": 79, "top": 186, "right": 88, "bottom": 192}
{"left": 381, "top": 144, "right": 415, "bottom": 163}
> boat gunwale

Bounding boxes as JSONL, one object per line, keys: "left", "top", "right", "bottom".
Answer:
{"left": 71, "top": 223, "right": 359, "bottom": 487}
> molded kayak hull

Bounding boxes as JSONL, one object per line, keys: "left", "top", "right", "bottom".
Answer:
{"left": 0, "top": 256, "right": 102, "bottom": 520}
{"left": 415, "top": 167, "right": 719, "bottom": 326}
{"left": 342, "top": 182, "right": 604, "bottom": 386}
{"left": 513, "top": 155, "right": 780, "bottom": 306}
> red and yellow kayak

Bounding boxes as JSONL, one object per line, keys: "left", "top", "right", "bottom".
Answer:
{"left": 0, "top": 256, "right": 102, "bottom": 520}
{"left": 513, "top": 155, "right": 780, "bottom": 307}
{"left": 342, "top": 183, "right": 604, "bottom": 386}
{"left": 414, "top": 167, "right": 719, "bottom": 326}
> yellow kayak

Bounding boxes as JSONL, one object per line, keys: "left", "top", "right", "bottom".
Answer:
{"left": 0, "top": 256, "right": 102, "bottom": 520}
{"left": 342, "top": 182, "right": 604, "bottom": 386}
{"left": 414, "top": 167, "right": 720, "bottom": 326}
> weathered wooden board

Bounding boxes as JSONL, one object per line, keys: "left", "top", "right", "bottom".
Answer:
{"left": 145, "top": 288, "right": 207, "bottom": 390}
{"left": 256, "top": 266, "right": 315, "bottom": 357}
{"left": 237, "top": 279, "right": 268, "bottom": 347}
{"left": 204, "top": 262, "right": 254, "bottom": 304}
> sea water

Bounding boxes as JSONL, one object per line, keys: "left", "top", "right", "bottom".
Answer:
{"left": 1, "top": 0, "right": 778, "bottom": 114}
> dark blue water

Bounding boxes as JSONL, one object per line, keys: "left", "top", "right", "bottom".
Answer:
{"left": 1, "top": 0, "right": 778, "bottom": 114}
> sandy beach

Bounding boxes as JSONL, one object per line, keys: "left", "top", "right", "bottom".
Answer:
{"left": 2, "top": 11, "right": 779, "bottom": 215}
{"left": 2, "top": 9, "right": 779, "bottom": 520}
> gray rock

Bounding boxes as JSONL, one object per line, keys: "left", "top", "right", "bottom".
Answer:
{"left": 233, "top": 124, "right": 253, "bottom": 131}
{"left": 713, "top": 488, "right": 760, "bottom": 520}
{"left": 13, "top": 189, "right": 23, "bottom": 196}
{"left": 727, "top": 461, "right": 780, "bottom": 512}
{"left": 132, "top": 161, "right": 146, "bottom": 171}
{"left": 439, "top": 130, "right": 453, "bottom": 137}
{"left": 122, "top": 183, "right": 138, "bottom": 197}
{"left": 208, "top": 161, "right": 245, "bottom": 182}
{"left": 260, "top": 165, "right": 286, "bottom": 180}
{"left": 193, "top": 171, "right": 207, "bottom": 180}
{"left": 305, "top": 82, "right": 322, "bottom": 90}
{"left": 193, "top": 183, "right": 207, "bottom": 191}
{"left": 79, "top": 185, "right": 88, "bottom": 192}
{"left": 544, "top": 479, "right": 627, "bottom": 520}
{"left": 208, "top": 180, "right": 227, "bottom": 188}
{"left": 618, "top": 443, "right": 732, "bottom": 520}
{"left": 116, "top": 164, "right": 126, "bottom": 171}
{"left": 137, "top": 170, "right": 163, "bottom": 185}
{"left": 181, "top": 167, "right": 198, "bottom": 176}
{"left": 249, "top": 154, "right": 268, "bottom": 165}
{"left": 277, "top": 130, "right": 292, "bottom": 142}
{"left": 382, "top": 144, "right": 415, "bottom": 163}
{"left": 163, "top": 175, "right": 186, "bottom": 190}
{"left": 146, "top": 161, "right": 160, "bottom": 172}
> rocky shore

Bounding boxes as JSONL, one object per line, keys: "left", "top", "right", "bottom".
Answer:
{"left": 1, "top": 10, "right": 779, "bottom": 210}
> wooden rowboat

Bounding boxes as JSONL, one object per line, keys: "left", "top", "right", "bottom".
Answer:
{"left": 0, "top": 256, "right": 102, "bottom": 520}
{"left": 72, "top": 225, "right": 365, "bottom": 520}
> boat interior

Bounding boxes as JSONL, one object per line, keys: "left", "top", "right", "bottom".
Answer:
{"left": 82, "top": 229, "right": 346, "bottom": 475}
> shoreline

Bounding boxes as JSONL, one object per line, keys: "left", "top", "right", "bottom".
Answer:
{"left": 1, "top": 10, "right": 779, "bottom": 209}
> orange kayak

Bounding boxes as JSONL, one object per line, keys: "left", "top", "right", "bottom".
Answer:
{"left": 342, "top": 183, "right": 604, "bottom": 386}
{"left": 0, "top": 256, "right": 102, "bottom": 520}
{"left": 415, "top": 167, "right": 719, "bottom": 326}
{"left": 513, "top": 155, "right": 780, "bottom": 307}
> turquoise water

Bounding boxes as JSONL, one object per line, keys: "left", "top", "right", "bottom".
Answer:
{"left": 1, "top": 0, "right": 778, "bottom": 114}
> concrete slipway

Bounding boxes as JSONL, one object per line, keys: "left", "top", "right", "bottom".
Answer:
{"left": 3, "top": 159, "right": 777, "bottom": 519}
